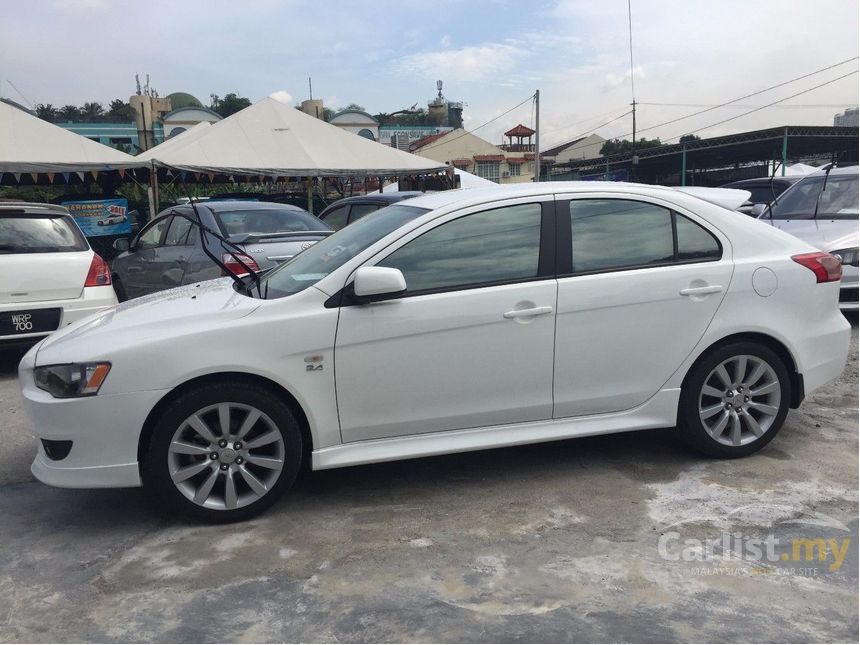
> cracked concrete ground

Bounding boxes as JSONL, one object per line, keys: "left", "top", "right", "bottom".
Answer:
{"left": 1, "top": 321, "right": 857, "bottom": 643}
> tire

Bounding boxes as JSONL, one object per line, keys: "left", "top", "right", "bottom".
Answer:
{"left": 112, "top": 275, "right": 128, "bottom": 302}
{"left": 142, "top": 381, "right": 303, "bottom": 523}
{"left": 678, "top": 341, "right": 791, "bottom": 458}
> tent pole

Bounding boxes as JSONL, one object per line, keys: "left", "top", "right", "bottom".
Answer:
{"left": 148, "top": 163, "right": 160, "bottom": 219}
{"left": 306, "top": 177, "right": 313, "bottom": 214}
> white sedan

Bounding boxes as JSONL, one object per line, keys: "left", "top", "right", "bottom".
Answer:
{"left": 18, "top": 183, "right": 850, "bottom": 522}
{"left": 1, "top": 203, "right": 117, "bottom": 346}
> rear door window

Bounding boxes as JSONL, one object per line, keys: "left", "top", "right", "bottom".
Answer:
{"left": 0, "top": 214, "right": 88, "bottom": 253}
{"left": 349, "top": 203, "right": 381, "bottom": 224}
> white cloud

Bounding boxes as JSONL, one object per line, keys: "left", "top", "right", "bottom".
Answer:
{"left": 439, "top": 34, "right": 452, "bottom": 47}
{"left": 268, "top": 90, "right": 293, "bottom": 104}
{"left": 394, "top": 42, "right": 529, "bottom": 83}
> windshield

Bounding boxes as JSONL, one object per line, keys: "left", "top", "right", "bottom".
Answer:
{"left": 261, "top": 204, "right": 429, "bottom": 299}
{"left": 0, "top": 214, "right": 88, "bottom": 253}
{"left": 213, "top": 207, "right": 331, "bottom": 236}
{"left": 767, "top": 174, "right": 859, "bottom": 220}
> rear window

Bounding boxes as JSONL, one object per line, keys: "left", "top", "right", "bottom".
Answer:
{"left": 769, "top": 174, "right": 859, "bottom": 220}
{"left": 0, "top": 214, "right": 88, "bottom": 254}
{"left": 213, "top": 207, "right": 332, "bottom": 236}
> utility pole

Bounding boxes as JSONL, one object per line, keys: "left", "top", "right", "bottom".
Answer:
{"left": 534, "top": 89, "right": 540, "bottom": 182}
{"left": 627, "top": 0, "right": 637, "bottom": 180}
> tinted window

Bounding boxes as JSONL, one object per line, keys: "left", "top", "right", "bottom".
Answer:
{"left": 349, "top": 203, "right": 380, "bottom": 223}
{"left": 164, "top": 215, "right": 193, "bottom": 246}
{"left": 262, "top": 204, "right": 428, "bottom": 299}
{"left": 0, "top": 214, "right": 87, "bottom": 254}
{"left": 769, "top": 174, "right": 858, "bottom": 220}
{"left": 676, "top": 214, "right": 721, "bottom": 261}
{"left": 570, "top": 200, "right": 673, "bottom": 273}
{"left": 745, "top": 186, "right": 788, "bottom": 204}
{"left": 136, "top": 217, "right": 169, "bottom": 249}
{"left": 378, "top": 203, "right": 542, "bottom": 293}
{"left": 214, "top": 207, "right": 331, "bottom": 236}
{"left": 322, "top": 206, "right": 349, "bottom": 230}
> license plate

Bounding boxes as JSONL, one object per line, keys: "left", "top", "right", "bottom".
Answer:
{"left": 0, "top": 308, "right": 62, "bottom": 336}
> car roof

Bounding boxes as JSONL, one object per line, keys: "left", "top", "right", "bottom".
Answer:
{"left": 326, "top": 192, "right": 425, "bottom": 206}
{"left": 401, "top": 181, "right": 736, "bottom": 212}
{"left": 0, "top": 201, "right": 70, "bottom": 216}
{"left": 197, "top": 199, "right": 307, "bottom": 213}
{"left": 721, "top": 177, "right": 800, "bottom": 188}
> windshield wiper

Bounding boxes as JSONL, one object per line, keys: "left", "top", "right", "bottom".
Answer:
{"left": 812, "top": 162, "right": 835, "bottom": 221}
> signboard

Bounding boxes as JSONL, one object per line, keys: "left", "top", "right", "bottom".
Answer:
{"left": 60, "top": 198, "right": 131, "bottom": 237}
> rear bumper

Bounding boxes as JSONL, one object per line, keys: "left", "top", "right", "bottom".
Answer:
{"left": 0, "top": 286, "right": 117, "bottom": 343}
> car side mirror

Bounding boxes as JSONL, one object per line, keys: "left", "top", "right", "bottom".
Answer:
{"left": 113, "top": 238, "right": 130, "bottom": 252}
{"left": 750, "top": 203, "right": 768, "bottom": 218}
{"left": 352, "top": 266, "right": 406, "bottom": 301}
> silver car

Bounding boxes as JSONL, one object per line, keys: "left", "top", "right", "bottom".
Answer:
{"left": 757, "top": 165, "right": 858, "bottom": 311}
{"left": 111, "top": 201, "right": 332, "bottom": 300}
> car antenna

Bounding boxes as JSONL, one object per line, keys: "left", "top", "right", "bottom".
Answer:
{"left": 812, "top": 158, "right": 837, "bottom": 221}
{"left": 766, "top": 158, "right": 781, "bottom": 221}
{"left": 175, "top": 174, "right": 263, "bottom": 297}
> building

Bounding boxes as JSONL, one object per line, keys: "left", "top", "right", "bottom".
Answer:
{"left": 834, "top": 107, "right": 859, "bottom": 127}
{"left": 410, "top": 126, "right": 537, "bottom": 184}
{"left": 55, "top": 91, "right": 221, "bottom": 153}
{"left": 379, "top": 124, "right": 454, "bottom": 150}
{"left": 540, "top": 133, "right": 606, "bottom": 164}
{"left": 328, "top": 110, "right": 380, "bottom": 141}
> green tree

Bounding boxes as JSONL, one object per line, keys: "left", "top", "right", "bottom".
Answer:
{"left": 209, "top": 93, "right": 252, "bottom": 117}
{"left": 600, "top": 137, "right": 663, "bottom": 156}
{"left": 80, "top": 101, "right": 105, "bottom": 122}
{"left": 58, "top": 104, "right": 80, "bottom": 122}
{"left": 373, "top": 108, "right": 428, "bottom": 125}
{"left": 337, "top": 103, "right": 366, "bottom": 113}
{"left": 107, "top": 99, "right": 135, "bottom": 121}
{"left": 34, "top": 104, "right": 58, "bottom": 122}
{"left": 679, "top": 134, "right": 701, "bottom": 144}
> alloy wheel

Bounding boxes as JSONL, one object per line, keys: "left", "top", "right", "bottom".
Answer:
{"left": 167, "top": 402, "right": 285, "bottom": 510}
{"left": 697, "top": 354, "right": 782, "bottom": 447}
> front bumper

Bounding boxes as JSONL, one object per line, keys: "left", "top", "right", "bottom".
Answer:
{"left": 0, "top": 286, "right": 117, "bottom": 343}
{"left": 18, "top": 349, "right": 168, "bottom": 489}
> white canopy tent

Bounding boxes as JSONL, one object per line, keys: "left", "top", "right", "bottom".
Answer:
{"left": 143, "top": 97, "right": 450, "bottom": 177}
{"left": 382, "top": 167, "right": 496, "bottom": 192}
{"left": 0, "top": 100, "right": 141, "bottom": 176}
{"left": 135, "top": 121, "right": 212, "bottom": 162}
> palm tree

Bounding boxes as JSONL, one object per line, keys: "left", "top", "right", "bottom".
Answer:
{"left": 34, "top": 104, "right": 58, "bottom": 122}
{"left": 58, "top": 105, "right": 80, "bottom": 122}
{"left": 80, "top": 102, "right": 105, "bottom": 122}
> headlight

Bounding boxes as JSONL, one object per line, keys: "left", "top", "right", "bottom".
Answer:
{"left": 832, "top": 247, "right": 859, "bottom": 267}
{"left": 34, "top": 363, "right": 111, "bottom": 398}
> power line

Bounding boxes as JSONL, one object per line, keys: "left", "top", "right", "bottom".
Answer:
{"left": 661, "top": 69, "right": 858, "bottom": 142}
{"left": 417, "top": 93, "right": 536, "bottom": 152}
{"left": 6, "top": 80, "right": 33, "bottom": 108}
{"left": 544, "top": 110, "right": 633, "bottom": 151}
{"left": 624, "top": 55, "right": 859, "bottom": 138}
{"left": 639, "top": 102, "right": 857, "bottom": 108}
{"left": 540, "top": 106, "right": 631, "bottom": 138}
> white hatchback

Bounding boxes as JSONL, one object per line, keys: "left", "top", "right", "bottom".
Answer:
{"left": 18, "top": 184, "right": 850, "bottom": 522}
{"left": 1, "top": 203, "right": 117, "bottom": 346}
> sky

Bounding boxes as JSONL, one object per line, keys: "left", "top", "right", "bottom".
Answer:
{"left": 1, "top": 0, "right": 858, "bottom": 150}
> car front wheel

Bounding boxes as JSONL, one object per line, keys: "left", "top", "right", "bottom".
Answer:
{"left": 678, "top": 341, "right": 790, "bottom": 458}
{"left": 143, "top": 382, "right": 302, "bottom": 522}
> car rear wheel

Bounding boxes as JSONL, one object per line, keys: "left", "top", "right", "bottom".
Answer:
{"left": 143, "top": 382, "right": 302, "bottom": 522}
{"left": 678, "top": 341, "right": 790, "bottom": 458}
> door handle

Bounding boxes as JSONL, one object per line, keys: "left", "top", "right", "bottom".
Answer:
{"left": 126, "top": 266, "right": 143, "bottom": 274}
{"left": 680, "top": 285, "right": 723, "bottom": 296}
{"left": 503, "top": 306, "right": 553, "bottom": 319}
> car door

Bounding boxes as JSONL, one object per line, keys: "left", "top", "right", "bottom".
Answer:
{"left": 119, "top": 216, "right": 171, "bottom": 298}
{"left": 156, "top": 214, "right": 195, "bottom": 289}
{"left": 553, "top": 195, "right": 733, "bottom": 418}
{"left": 334, "top": 196, "right": 558, "bottom": 442}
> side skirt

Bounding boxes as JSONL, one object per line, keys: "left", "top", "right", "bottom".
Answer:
{"left": 311, "top": 389, "right": 681, "bottom": 471}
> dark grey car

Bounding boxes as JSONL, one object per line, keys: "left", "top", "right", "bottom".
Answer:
{"left": 111, "top": 201, "right": 332, "bottom": 300}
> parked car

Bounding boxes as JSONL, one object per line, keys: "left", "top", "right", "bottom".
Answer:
{"left": 0, "top": 202, "right": 117, "bottom": 346}
{"left": 111, "top": 201, "right": 333, "bottom": 300}
{"left": 719, "top": 176, "right": 801, "bottom": 215}
{"left": 317, "top": 192, "right": 424, "bottom": 230}
{"left": 755, "top": 165, "right": 858, "bottom": 310}
{"left": 20, "top": 183, "right": 850, "bottom": 521}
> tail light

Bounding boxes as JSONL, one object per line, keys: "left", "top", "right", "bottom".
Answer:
{"left": 221, "top": 252, "right": 261, "bottom": 277}
{"left": 792, "top": 252, "right": 843, "bottom": 283}
{"left": 84, "top": 254, "right": 112, "bottom": 287}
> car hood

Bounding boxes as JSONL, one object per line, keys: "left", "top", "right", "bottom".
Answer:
{"left": 761, "top": 218, "right": 859, "bottom": 251}
{"left": 36, "top": 278, "right": 262, "bottom": 364}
